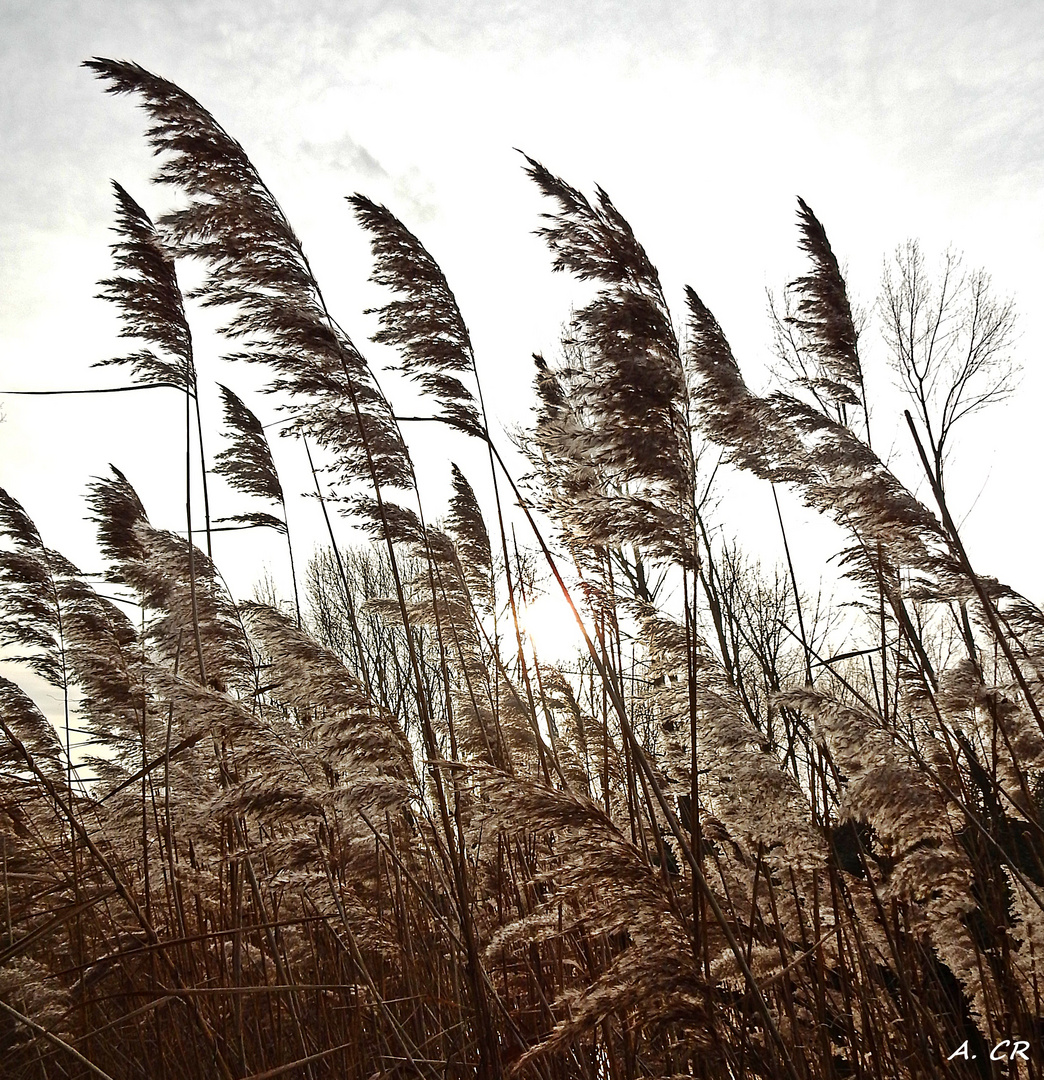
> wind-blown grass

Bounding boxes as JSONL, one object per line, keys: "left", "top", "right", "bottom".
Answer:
{"left": 0, "top": 58, "right": 1042, "bottom": 1080}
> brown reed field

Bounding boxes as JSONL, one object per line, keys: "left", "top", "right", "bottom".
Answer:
{"left": 0, "top": 59, "right": 1041, "bottom": 1080}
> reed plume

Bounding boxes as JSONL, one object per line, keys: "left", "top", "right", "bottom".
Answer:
{"left": 85, "top": 58, "right": 411, "bottom": 495}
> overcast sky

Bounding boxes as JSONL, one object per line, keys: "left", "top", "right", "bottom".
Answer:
{"left": 2, "top": 0, "right": 1043, "bottom": 612}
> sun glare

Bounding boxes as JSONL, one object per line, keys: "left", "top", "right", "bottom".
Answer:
{"left": 518, "top": 591, "right": 587, "bottom": 665}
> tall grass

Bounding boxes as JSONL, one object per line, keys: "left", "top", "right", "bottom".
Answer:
{"left": 1, "top": 59, "right": 1042, "bottom": 1079}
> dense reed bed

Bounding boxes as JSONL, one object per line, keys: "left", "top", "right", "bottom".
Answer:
{"left": 1, "top": 59, "right": 1041, "bottom": 1079}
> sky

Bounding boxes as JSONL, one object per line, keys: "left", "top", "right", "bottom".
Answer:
{"left": 2, "top": 0, "right": 1044, "bottom": 637}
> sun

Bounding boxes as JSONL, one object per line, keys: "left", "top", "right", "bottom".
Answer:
{"left": 517, "top": 590, "right": 588, "bottom": 665}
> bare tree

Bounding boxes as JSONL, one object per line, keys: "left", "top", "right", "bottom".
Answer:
{"left": 880, "top": 241, "right": 1018, "bottom": 492}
